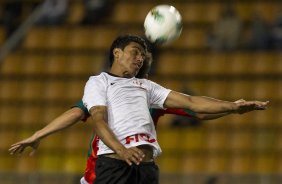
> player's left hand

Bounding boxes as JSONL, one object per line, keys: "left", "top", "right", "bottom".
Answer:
{"left": 235, "top": 100, "right": 269, "bottom": 114}
{"left": 9, "top": 135, "right": 40, "bottom": 156}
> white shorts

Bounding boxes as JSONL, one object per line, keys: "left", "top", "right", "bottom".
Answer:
{"left": 80, "top": 177, "right": 89, "bottom": 184}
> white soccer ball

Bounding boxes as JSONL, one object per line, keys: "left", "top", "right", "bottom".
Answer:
{"left": 144, "top": 5, "right": 183, "bottom": 44}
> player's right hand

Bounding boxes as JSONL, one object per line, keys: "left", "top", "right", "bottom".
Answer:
{"left": 116, "top": 147, "right": 145, "bottom": 166}
{"left": 235, "top": 100, "right": 269, "bottom": 114}
{"left": 9, "top": 135, "right": 40, "bottom": 156}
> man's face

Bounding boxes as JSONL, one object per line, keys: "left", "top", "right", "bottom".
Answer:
{"left": 117, "top": 42, "right": 146, "bottom": 77}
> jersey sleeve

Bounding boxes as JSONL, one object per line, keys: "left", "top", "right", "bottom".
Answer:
{"left": 148, "top": 80, "right": 171, "bottom": 109}
{"left": 72, "top": 100, "right": 90, "bottom": 122}
{"left": 82, "top": 76, "right": 107, "bottom": 111}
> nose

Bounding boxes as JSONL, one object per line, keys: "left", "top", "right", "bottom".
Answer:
{"left": 136, "top": 54, "right": 144, "bottom": 64}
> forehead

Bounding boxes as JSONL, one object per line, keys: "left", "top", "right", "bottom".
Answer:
{"left": 125, "top": 42, "right": 145, "bottom": 52}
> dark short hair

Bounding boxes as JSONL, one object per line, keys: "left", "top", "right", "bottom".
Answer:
{"left": 109, "top": 35, "right": 147, "bottom": 66}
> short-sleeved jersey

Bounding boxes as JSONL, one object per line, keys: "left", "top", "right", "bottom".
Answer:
{"left": 82, "top": 72, "right": 171, "bottom": 157}
{"left": 73, "top": 100, "right": 195, "bottom": 184}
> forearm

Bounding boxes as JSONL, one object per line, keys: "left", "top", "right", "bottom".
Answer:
{"left": 188, "top": 96, "right": 238, "bottom": 114}
{"left": 33, "top": 109, "right": 83, "bottom": 140}
{"left": 196, "top": 112, "right": 231, "bottom": 120}
{"left": 165, "top": 91, "right": 237, "bottom": 114}
{"left": 93, "top": 120, "right": 125, "bottom": 154}
{"left": 90, "top": 106, "right": 125, "bottom": 154}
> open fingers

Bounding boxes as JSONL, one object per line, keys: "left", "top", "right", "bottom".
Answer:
{"left": 123, "top": 147, "right": 145, "bottom": 166}
{"left": 9, "top": 145, "right": 21, "bottom": 155}
{"left": 131, "top": 147, "right": 145, "bottom": 162}
{"left": 9, "top": 144, "right": 26, "bottom": 155}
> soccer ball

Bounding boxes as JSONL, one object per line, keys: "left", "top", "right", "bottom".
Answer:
{"left": 144, "top": 5, "right": 182, "bottom": 44}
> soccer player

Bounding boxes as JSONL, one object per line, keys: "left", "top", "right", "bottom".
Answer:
{"left": 9, "top": 45, "right": 253, "bottom": 184}
{"left": 82, "top": 35, "right": 268, "bottom": 184}
{"left": 9, "top": 48, "right": 237, "bottom": 184}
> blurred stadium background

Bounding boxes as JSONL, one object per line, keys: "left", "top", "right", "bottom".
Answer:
{"left": 0, "top": 0, "right": 281, "bottom": 183}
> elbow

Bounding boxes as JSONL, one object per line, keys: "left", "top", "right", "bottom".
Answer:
{"left": 69, "top": 108, "right": 85, "bottom": 121}
{"left": 194, "top": 113, "right": 205, "bottom": 120}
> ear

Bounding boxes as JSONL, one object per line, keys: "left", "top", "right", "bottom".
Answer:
{"left": 113, "top": 48, "right": 122, "bottom": 60}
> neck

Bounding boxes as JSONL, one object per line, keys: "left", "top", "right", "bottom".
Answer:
{"left": 110, "top": 63, "right": 135, "bottom": 78}
{"left": 109, "top": 68, "right": 134, "bottom": 78}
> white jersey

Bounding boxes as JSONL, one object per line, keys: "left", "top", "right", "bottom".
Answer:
{"left": 83, "top": 72, "right": 171, "bottom": 158}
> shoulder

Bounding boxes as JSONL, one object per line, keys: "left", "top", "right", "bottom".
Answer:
{"left": 88, "top": 72, "right": 108, "bottom": 81}
{"left": 86, "top": 72, "right": 109, "bottom": 84}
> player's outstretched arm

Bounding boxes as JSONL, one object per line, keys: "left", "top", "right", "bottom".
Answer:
{"left": 9, "top": 107, "right": 85, "bottom": 155}
{"left": 195, "top": 99, "right": 253, "bottom": 120}
{"left": 89, "top": 106, "right": 145, "bottom": 166}
{"left": 164, "top": 91, "right": 269, "bottom": 114}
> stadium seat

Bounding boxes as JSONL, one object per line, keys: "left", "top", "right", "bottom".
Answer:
{"left": 0, "top": 156, "right": 16, "bottom": 172}
{"left": 0, "top": 80, "right": 22, "bottom": 101}
{"left": 205, "top": 129, "right": 229, "bottom": 150}
{"left": 181, "top": 128, "right": 206, "bottom": 151}
{"left": 0, "top": 26, "right": 5, "bottom": 46}
{"left": 254, "top": 155, "right": 277, "bottom": 173}
{"left": 24, "top": 27, "right": 68, "bottom": 49}
{"left": 23, "top": 27, "right": 49, "bottom": 49}
{"left": 44, "top": 55, "right": 68, "bottom": 75}
{"left": 181, "top": 155, "right": 205, "bottom": 173}
{"left": 68, "top": 27, "right": 118, "bottom": 49}
{"left": 19, "top": 105, "right": 43, "bottom": 125}
{"left": 0, "top": 130, "right": 17, "bottom": 150}
{"left": 173, "top": 28, "right": 207, "bottom": 49}
{"left": 67, "top": 54, "right": 104, "bottom": 75}
{"left": 64, "top": 80, "right": 85, "bottom": 100}
{"left": 156, "top": 80, "right": 183, "bottom": 92}
{"left": 252, "top": 52, "right": 277, "bottom": 74}
{"left": 181, "top": 3, "right": 221, "bottom": 23}
{"left": 63, "top": 153, "right": 86, "bottom": 173}
{"left": 45, "top": 28, "right": 68, "bottom": 49}
{"left": 182, "top": 80, "right": 207, "bottom": 96}
{"left": 40, "top": 133, "right": 65, "bottom": 150}
{"left": 0, "top": 106, "right": 20, "bottom": 125}
{"left": 156, "top": 53, "right": 181, "bottom": 75}
{"left": 228, "top": 110, "right": 255, "bottom": 126}
{"left": 39, "top": 153, "right": 65, "bottom": 172}
{"left": 66, "top": 2, "right": 84, "bottom": 24}
{"left": 205, "top": 53, "right": 229, "bottom": 75}
{"left": 229, "top": 53, "right": 253, "bottom": 75}
{"left": 21, "top": 80, "right": 45, "bottom": 100}
{"left": 43, "top": 80, "right": 68, "bottom": 100}
{"left": 252, "top": 109, "right": 276, "bottom": 126}
{"left": 0, "top": 53, "right": 23, "bottom": 74}
{"left": 158, "top": 128, "right": 182, "bottom": 151}
{"left": 64, "top": 129, "right": 91, "bottom": 150}
{"left": 229, "top": 155, "right": 252, "bottom": 174}
{"left": 16, "top": 156, "right": 38, "bottom": 173}
{"left": 40, "top": 106, "right": 67, "bottom": 124}
{"left": 156, "top": 154, "right": 181, "bottom": 173}
{"left": 204, "top": 80, "right": 229, "bottom": 99}
{"left": 248, "top": 2, "right": 279, "bottom": 22}
{"left": 228, "top": 80, "right": 254, "bottom": 100}
{"left": 22, "top": 55, "right": 46, "bottom": 75}
{"left": 111, "top": 2, "right": 153, "bottom": 24}
{"left": 275, "top": 53, "right": 282, "bottom": 74}
{"left": 253, "top": 80, "right": 276, "bottom": 100}
{"left": 182, "top": 54, "right": 207, "bottom": 75}
{"left": 205, "top": 154, "right": 228, "bottom": 173}
{"left": 229, "top": 131, "right": 254, "bottom": 150}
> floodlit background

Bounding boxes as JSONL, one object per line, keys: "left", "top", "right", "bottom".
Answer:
{"left": 0, "top": 0, "right": 281, "bottom": 183}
